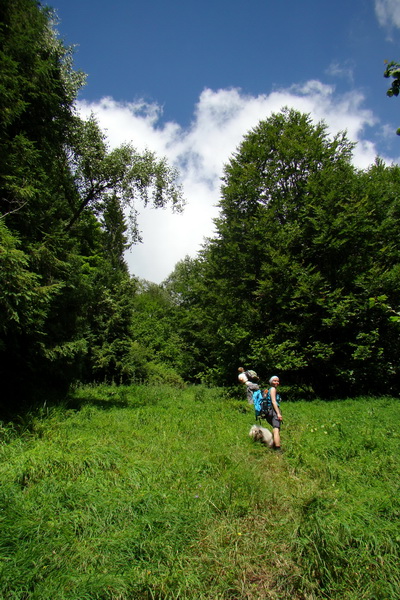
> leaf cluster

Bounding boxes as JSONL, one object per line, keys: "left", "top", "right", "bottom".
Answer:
{"left": 384, "top": 60, "right": 400, "bottom": 134}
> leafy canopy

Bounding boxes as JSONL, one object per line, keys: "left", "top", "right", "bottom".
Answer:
{"left": 162, "top": 108, "right": 400, "bottom": 396}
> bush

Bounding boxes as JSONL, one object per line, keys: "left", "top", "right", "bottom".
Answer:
{"left": 143, "top": 361, "right": 186, "bottom": 387}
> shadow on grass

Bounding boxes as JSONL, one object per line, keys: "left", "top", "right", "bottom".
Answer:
{"left": 65, "top": 384, "right": 159, "bottom": 412}
{"left": 0, "top": 384, "right": 156, "bottom": 434}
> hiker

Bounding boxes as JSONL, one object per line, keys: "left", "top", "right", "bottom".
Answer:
{"left": 262, "top": 376, "right": 283, "bottom": 450}
{"left": 238, "top": 367, "right": 259, "bottom": 404}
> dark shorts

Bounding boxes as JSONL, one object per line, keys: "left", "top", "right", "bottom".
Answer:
{"left": 265, "top": 408, "right": 281, "bottom": 429}
{"left": 255, "top": 408, "right": 281, "bottom": 429}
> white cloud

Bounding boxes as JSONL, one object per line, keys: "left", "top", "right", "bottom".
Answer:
{"left": 325, "top": 61, "right": 355, "bottom": 84}
{"left": 77, "top": 82, "right": 380, "bottom": 283}
{"left": 375, "top": 0, "right": 400, "bottom": 31}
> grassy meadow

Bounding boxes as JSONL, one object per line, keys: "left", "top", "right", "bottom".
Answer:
{"left": 0, "top": 385, "right": 399, "bottom": 600}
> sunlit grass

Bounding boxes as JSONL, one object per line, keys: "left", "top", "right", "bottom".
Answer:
{"left": 0, "top": 386, "right": 399, "bottom": 599}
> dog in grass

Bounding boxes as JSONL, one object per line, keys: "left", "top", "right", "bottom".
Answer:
{"left": 249, "top": 424, "right": 274, "bottom": 447}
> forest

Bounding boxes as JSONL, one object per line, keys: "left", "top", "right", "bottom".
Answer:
{"left": 2, "top": 0, "right": 400, "bottom": 417}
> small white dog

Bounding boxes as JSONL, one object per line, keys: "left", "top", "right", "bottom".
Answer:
{"left": 249, "top": 424, "right": 274, "bottom": 447}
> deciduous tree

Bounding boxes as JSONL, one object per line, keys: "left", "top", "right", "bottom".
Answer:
{"left": 173, "top": 109, "right": 400, "bottom": 395}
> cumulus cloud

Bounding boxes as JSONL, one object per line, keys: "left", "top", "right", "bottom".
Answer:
{"left": 375, "top": 0, "right": 400, "bottom": 31}
{"left": 77, "top": 82, "right": 379, "bottom": 283}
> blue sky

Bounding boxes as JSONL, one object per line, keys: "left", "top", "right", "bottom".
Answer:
{"left": 49, "top": 0, "right": 400, "bottom": 282}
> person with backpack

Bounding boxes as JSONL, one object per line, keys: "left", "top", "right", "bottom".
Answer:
{"left": 237, "top": 366, "right": 259, "bottom": 404}
{"left": 262, "top": 376, "right": 283, "bottom": 451}
{"left": 251, "top": 376, "right": 282, "bottom": 451}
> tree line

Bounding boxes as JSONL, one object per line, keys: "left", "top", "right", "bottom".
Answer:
{"left": 1, "top": 0, "right": 400, "bottom": 414}
{"left": 163, "top": 110, "right": 400, "bottom": 397}
{"left": 0, "top": 0, "right": 183, "bottom": 412}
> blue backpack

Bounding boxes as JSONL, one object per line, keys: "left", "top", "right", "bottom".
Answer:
{"left": 261, "top": 389, "right": 281, "bottom": 414}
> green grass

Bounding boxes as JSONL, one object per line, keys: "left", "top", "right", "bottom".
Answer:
{"left": 0, "top": 386, "right": 399, "bottom": 599}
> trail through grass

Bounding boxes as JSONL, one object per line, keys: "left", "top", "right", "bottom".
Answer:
{"left": 0, "top": 386, "right": 399, "bottom": 599}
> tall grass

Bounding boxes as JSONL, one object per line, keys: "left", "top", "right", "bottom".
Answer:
{"left": 284, "top": 397, "right": 400, "bottom": 600}
{"left": 0, "top": 386, "right": 398, "bottom": 599}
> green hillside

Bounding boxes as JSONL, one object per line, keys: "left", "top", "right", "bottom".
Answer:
{"left": 0, "top": 385, "right": 398, "bottom": 599}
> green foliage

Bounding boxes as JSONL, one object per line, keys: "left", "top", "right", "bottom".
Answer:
{"left": 384, "top": 60, "right": 400, "bottom": 134}
{"left": 124, "top": 278, "right": 195, "bottom": 386}
{"left": 130, "top": 279, "right": 189, "bottom": 377}
{"left": 0, "top": 221, "right": 55, "bottom": 335}
{"left": 169, "top": 109, "right": 400, "bottom": 395}
{"left": 0, "top": 0, "right": 82, "bottom": 235}
{"left": 144, "top": 361, "right": 186, "bottom": 386}
{"left": 0, "top": 0, "right": 185, "bottom": 410}
{"left": 67, "top": 115, "right": 184, "bottom": 241}
{"left": 0, "top": 387, "right": 398, "bottom": 599}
